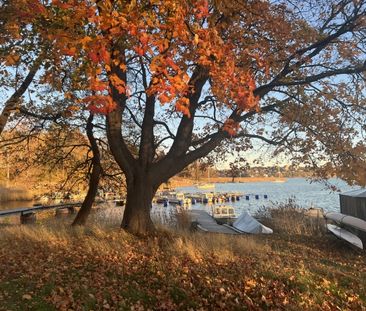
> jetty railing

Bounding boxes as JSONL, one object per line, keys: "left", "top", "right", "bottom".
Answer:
{"left": 0, "top": 202, "right": 82, "bottom": 217}
{"left": 0, "top": 198, "right": 125, "bottom": 224}
{"left": 0, "top": 202, "right": 83, "bottom": 224}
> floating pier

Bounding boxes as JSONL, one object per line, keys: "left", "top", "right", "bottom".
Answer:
{"left": 189, "top": 209, "right": 238, "bottom": 234}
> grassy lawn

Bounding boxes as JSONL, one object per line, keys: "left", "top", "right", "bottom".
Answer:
{"left": 0, "top": 208, "right": 365, "bottom": 310}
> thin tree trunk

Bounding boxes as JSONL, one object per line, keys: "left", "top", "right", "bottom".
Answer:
{"left": 122, "top": 173, "right": 156, "bottom": 235}
{"left": 72, "top": 113, "right": 101, "bottom": 226}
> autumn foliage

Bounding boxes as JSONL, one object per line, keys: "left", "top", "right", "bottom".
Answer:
{"left": 3, "top": 0, "right": 264, "bottom": 129}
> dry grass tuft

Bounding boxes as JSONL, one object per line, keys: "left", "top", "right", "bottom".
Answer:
{"left": 169, "top": 231, "right": 269, "bottom": 263}
{"left": 172, "top": 206, "right": 192, "bottom": 231}
{"left": 257, "top": 198, "right": 326, "bottom": 236}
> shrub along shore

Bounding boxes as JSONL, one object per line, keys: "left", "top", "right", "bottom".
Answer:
{"left": 0, "top": 205, "right": 365, "bottom": 310}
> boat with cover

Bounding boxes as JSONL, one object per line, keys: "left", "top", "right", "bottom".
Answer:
{"left": 233, "top": 211, "right": 273, "bottom": 234}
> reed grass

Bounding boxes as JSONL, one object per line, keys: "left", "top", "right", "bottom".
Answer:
{"left": 0, "top": 185, "right": 33, "bottom": 202}
{"left": 256, "top": 198, "right": 326, "bottom": 236}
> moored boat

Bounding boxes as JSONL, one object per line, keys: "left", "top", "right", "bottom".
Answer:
{"left": 212, "top": 205, "right": 236, "bottom": 225}
{"left": 196, "top": 183, "right": 215, "bottom": 190}
{"left": 232, "top": 211, "right": 273, "bottom": 234}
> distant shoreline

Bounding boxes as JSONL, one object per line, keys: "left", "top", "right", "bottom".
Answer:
{"left": 166, "top": 176, "right": 288, "bottom": 188}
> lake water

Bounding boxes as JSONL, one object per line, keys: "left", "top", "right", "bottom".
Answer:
{"left": 0, "top": 178, "right": 359, "bottom": 220}
{"left": 176, "top": 178, "right": 357, "bottom": 215}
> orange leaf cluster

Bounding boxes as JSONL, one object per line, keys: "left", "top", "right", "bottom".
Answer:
{"left": 7, "top": 0, "right": 268, "bottom": 116}
{"left": 109, "top": 74, "right": 126, "bottom": 94}
{"left": 176, "top": 97, "right": 191, "bottom": 117}
{"left": 222, "top": 119, "right": 240, "bottom": 136}
{"left": 83, "top": 95, "right": 116, "bottom": 114}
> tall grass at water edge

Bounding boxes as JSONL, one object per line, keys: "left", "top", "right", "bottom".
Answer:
{"left": 256, "top": 198, "right": 326, "bottom": 236}
{"left": 0, "top": 185, "right": 33, "bottom": 202}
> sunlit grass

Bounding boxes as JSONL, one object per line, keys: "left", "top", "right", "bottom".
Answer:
{"left": 0, "top": 204, "right": 364, "bottom": 310}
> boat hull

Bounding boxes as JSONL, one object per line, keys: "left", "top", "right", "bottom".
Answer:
{"left": 327, "top": 224, "right": 363, "bottom": 249}
{"left": 214, "top": 217, "right": 237, "bottom": 225}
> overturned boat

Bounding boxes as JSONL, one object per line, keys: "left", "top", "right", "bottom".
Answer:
{"left": 233, "top": 211, "right": 273, "bottom": 234}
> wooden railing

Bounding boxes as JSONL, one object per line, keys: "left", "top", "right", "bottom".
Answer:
{"left": 0, "top": 199, "right": 125, "bottom": 224}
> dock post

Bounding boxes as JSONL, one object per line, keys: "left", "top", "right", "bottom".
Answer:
{"left": 20, "top": 211, "right": 36, "bottom": 224}
{"left": 55, "top": 208, "right": 69, "bottom": 217}
{"left": 67, "top": 206, "right": 76, "bottom": 214}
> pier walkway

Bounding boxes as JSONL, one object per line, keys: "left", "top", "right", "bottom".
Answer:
{"left": 0, "top": 202, "right": 82, "bottom": 217}
{"left": 189, "top": 209, "right": 238, "bottom": 234}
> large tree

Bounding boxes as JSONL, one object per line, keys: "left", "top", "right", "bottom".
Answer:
{"left": 3, "top": 0, "right": 366, "bottom": 234}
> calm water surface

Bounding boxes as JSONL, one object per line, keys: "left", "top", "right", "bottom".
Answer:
{"left": 0, "top": 178, "right": 358, "bottom": 219}
{"left": 176, "top": 178, "right": 357, "bottom": 214}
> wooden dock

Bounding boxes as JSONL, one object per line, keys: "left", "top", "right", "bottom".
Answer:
{"left": 0, "top": 202, "right": 82, "bottom": 217}
{"left": 189, "top": 209, "right": 239, "bottom": 234}
{"left": 0, "top": 198, "right": 125, "bottom": 218}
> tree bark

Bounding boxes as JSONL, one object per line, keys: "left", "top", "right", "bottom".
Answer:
{"left": 72, "top": 113, "right": 102, "bottom": 226}
{"left": 72, "top": 161, "right": 102, "bottom": 225}
{"left": 122, "top": 173, "right": 156, "bottom": 235}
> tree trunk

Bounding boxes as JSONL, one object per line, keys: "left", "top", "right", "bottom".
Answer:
{"left": 72, "top": 113, "right": 101, "bottom": 226}
{"left": 122, "top": 174, "right": 156, "bottom": 235}
{"left": 72, "top": 162, "right": 102, "bottom": 226}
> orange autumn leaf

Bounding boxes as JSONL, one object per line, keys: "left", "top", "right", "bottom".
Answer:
{"left": 158, "top": 93, "right": 170, "bottom": 104}
{"left": 223, "top": 119, "right": 240, "bottom": 136}
{"left": 175, "top": 97, "right": 190, "bottom": 117}
{"left": 109, "top": 74, "right": 126, "bottom": 94}
{"left": 4, "top": 54, "right": 20, "bottom": 65}
{"left": 83, "top": 95, "right": 116, "bottom": 114}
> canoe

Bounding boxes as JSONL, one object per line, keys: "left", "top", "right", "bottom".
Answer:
{"left": 325, "top": 212, "right": 366, "bottom": 232}
{"left": 327, "top": 224, "right": 363, "bottom": 249}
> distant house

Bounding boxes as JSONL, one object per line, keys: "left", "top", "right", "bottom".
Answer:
{"left": 340, "top": 189, "right": 366, "bottom": 242}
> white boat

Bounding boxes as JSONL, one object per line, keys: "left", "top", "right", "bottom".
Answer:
{"left": 156, "top": 191, "right": 191, "bottom": 205}
{"left": 233, "top": 211, "right": 273, "bottom": 234}
{"left": 212, "top": 205, "right": 236, "bottom": 224}
{"left": 327, "top": 224, "right": 363, "bottom": 249}
{"left": 325, "top": 212, "right": 366, "bottom": 232}
{"left": 196, "top": 183, "right": 215, "bottom": 190}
